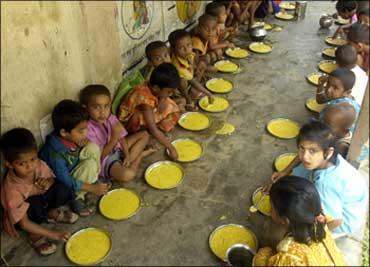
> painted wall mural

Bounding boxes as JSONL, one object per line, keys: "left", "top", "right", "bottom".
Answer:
{"left": 176, "top": 1, "right": 201, "bottom": 24}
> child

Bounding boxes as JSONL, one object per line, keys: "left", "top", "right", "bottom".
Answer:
{"left": 236, "top": 0, "right": 263, "bottom": 29}
{"left": 254, "top": 176, "right": 345, "bottom": 266}
{"left": 358, "top": 8, "right": 369, "bottom": 26}
{"left": 255, "top": 0, "right": 281, "bottom": 19}
{"left": 333, "top": 0, "right": 358, "bottom": 38}
{"left": 40, "top": 100, "right": 109, "bottom": 217}
{"left": 118, "top": 63, "right": 182, "bottom": 159}
{"left": 142, "top": 41, "right": 172, "bottom": 80}
{"left": 169, "top": 29, "right": 214, "bottom": 111}
{"left": 348, "top": 23, "right": 369, "bottom": 73}
{"left": 1, "top": 128, "right": 78, "bottom": 256}
{"left": 79, "top": 84, "right": 155, "bottom": 185}
{"left": 335, "top": 44, "right": 368, "bottom": 105}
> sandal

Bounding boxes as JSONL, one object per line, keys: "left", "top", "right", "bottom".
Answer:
{"left": 70, "top": 199, "right": 94, "bottom": 217}
{"left": 29, "top": 236, "right": 57, "bottom": 256}
{"left": 85, "top": 193, "right": 99, "bottom": 213}
{"left": 47, "top": 209, "right": 79, "bottom": 224}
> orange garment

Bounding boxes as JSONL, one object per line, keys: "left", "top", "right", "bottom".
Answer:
{"left": 192, "top": 36, "right": 208, "bottom": 56}
{"left": 118, "top": 82, "right": 180, "bottom": 133}
{"left": 1, "top": 160, "right": 55, "bottom": 224}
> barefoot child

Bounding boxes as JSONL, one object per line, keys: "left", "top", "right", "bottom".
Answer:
{"left": 1, "top": 128, "right": 78, "bottom": 256}
{"left": 40, "top": 100, "right": 109, "bottom": 217}
{"left": 79, "top": 84, "right": 154, "bottom": 185}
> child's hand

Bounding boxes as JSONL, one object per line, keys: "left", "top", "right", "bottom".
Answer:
{"left": 167, "top": 145, "right": 178, "bottom": 160}
{"left": 34, "top": 176, "right": 54, "bottom": 192}
{"left": 269, "top": 171, "right": 287, "bottom": 183}
{"left": 227, "top": 42, "right": 236, "bottom": 49}
{"left": 90, "top": 183, "right": 110, "bottom": 196}
{"left": 318, "top": 75, "right": 328, "bottom": 86}
{"left": 207, "top": 94, "right": 215, "bottom": 104}
{"left": 122, "top": 155, "right": 131, "bottom": 167}
{"left": 50, "top": 230, "right": 71, "bottom": 242}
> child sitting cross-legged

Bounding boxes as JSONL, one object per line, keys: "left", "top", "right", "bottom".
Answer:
{"left": 79, "top": 84, "right": 155, "bottom": 186}
{"left": 1, "top": 128, "right": 78, "bottom": 256}
{"left": 40, "top": 100, "right": 110, "bottom": 217}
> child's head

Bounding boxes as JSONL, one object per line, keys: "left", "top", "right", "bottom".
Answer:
{"left": 149, "top": 63, "right": 180, "bottom": 98}
{"left": 335, "top": 44, "right": 357, "bottom": 68}
{"left": 168, "top": 29, "right": 192, "bottom": 59}
{"left": 52, "top": 99, "right": 89, "bottom": 146}
{"left": 358, "top": 8, "right": 370, "bottom": 26}
{"left": 0, "top": 128, "right": 38, "bottom": 178}
{"left": 322, "top": 102, "right": 356, "bottom": 138}
{"left": 197, "top": 14, "right": 218, "bottom": 42}
{"left": 270, "top": 176, "right": 326, "bottom": 244}
{"left": 79, "top": 84, "right": 112, "bottom": 124}
{"left": 335, "top": 0, "right": 357, "bottom": 19}
{"left": 145, "top": 41, "right": 171, "bottom": 68}
{"left": 348, "top": 23, "right": 370, "bottom": 53}
{"left": 325, "top": 68, "right": 355, "bottom": 99}
{"left": 297, "top": 120, "right": 337, "bottom": 170}
{"left": 206, "top": 2, "right": 227, "bottom": 24}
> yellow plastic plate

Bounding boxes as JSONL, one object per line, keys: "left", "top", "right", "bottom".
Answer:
{"left": 267, "top": 118, "right": 300, "bottom": 139}
{"left": 65, "top": 228, "right": 111, "bottom": 266}
{"left": 169, "top": 138, "right": 203, "bottom": 162}
{"left": 225, "top": 47, "right": 249, "bottom": 59}
{"left": 264, "top": 22, "right": 273, "bottom": 31}
{"left": 252, "top": 187, "right": 271, "bottom": 216}
{"left": 99, "top": 189, "right": 141, "bottom": 220}
{"left": 318, "top": 60, "right": 337, "bottom": 74}
{"left": 271, "top": 25, "right": 283, "bottom": 32}
{"left": 206, "top": 78, "right": 233, "bottom": 93}
{"left": 274, "top": 153, "right": 297, "bottom": 172}
{"left": 178, "top": 112, "right": 210, "bottom": 131}
{"left": 209, "top": 224, "right": 258, "bottom": 261}
{"left": 252, "top": 21, "right": 265, "bottom": 27}
{"left": 199, "top": 96, "right": 229, "bottom": 113}
{"left": 325, "top": 37, "right": 347, "bottom": 46}
{"left": 335, "top": 16, "right": 349, "bottom": 25}
{"left": 145, "top": 161, "right": 184, "bottom": 189}
{"left": 275, "top": 11, "right": 294, "bottom": 20}
{"left": 214, "top": 60, "right": 239, "bottom": 73}
{"left": 305, "top": 97, "right": 325, "bottom": 113}
{"left": 279, "top": 2, "right": 296, "bottom": 10}
{"left": 249, "top": 42, "right": 272, "bottom": 54}
{"left": 306, "top": 72, "right": 325, "bottom": 86}
{"left": 322, "top": 47, "right": 336, "bottom": 58}
{"left": 216, "top": 122, "right": 235, "bottom": 135}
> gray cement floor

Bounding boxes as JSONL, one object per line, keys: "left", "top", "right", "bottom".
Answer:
{"left": 1, "top": 1, "right": 368, "bottom": 266}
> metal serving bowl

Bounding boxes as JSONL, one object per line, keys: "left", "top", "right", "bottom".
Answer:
{"left": 249, "top": 26, "right": 267, "bottom": 42}
{"left": 319, "top": 14, "right": 334, "bottom": 28}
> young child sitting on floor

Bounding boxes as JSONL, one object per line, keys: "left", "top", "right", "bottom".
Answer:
{"left": 333, "top": 0, "right": 358, "bottom": 38}
{"left": 141, "top": 41, "right": 172, "bottom": 80}
{"left": 335, "top": 44, "right": 368, "bottom": 105}
{"left": 1, "top": 128, "right": 78, "bottom": 256}
{"left": 40, "top": 100, "right": 110, "bottom": 217}
{"left": 79, "top": 85, "right": 155, "bottom": 186}
{"left": 118, "top": 63, "right": 182, "bottom": 159}
{"left": 169, "top": 29, "right": 214, "bottom": 111}
{"left": 254, "top": 176, "right": 345, "bottom": 266}
{"left": 348, "top": 22, "right": 369, "bottom": 73}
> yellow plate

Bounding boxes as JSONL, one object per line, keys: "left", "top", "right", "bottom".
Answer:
{"left": 206, "top": 78, "right": 233, "bottom": 93}
{"left": 199, "top": 96, "right": 229, "bottom": 113}
{"left": 318, "top": 60, "right": 337, "bottom": 74}
{"left": 275, "top": 12, "right": 294, "bottom": 20}
{"left": 322, "top": 47, "right": 337, "bottom": 58}
{"left": 214, "top": 60, "right": 239, "bottom": 73}
{"left": 170, "top": 138, "right": 203, "bottom": 162}
{"left": 325, "top": 37, "right": 347, "bottom": 46}
{"left": 267, "top": 118, "right": 300, "bottom": 139}
{"left": 216, "top": 122, "right": 235, "bottom": 135}
{"left": 249, "top": 42, "right": 273, "bottom": 54}
{"left": 279, "top": 2, "right": 296, "bottom": 10}
{"left": 271, "top": 25, "right": 283, "bottom": 32}
{"left": 305, "top": 97, "right": 325, "bottom": 113}
{"left": 99, "top": 189, "right": 140, "bottom": 220}
{"left": 252, "top": 187, "right": 271, "bottom": 216}
{"left": 335, "top": 16, "right": 349, "bottom": 25}
{"left": 65, "top": 228, "right": 111, "bottom": 266}
{"left": 178, "top": 112, "right": 210, "bottom": 131}
{"left": 252, "top": 21, "right": 265, "bottom": 27}
{"left": 264, "top": 22, "right": 273, "bottom": 31}
{"left": 209, "top": 224, "right": 258, "bottom": 261}
{"left": 145, "top": 161, "right": 184, "bottom": 189}
{"left": 274, "top": 153, "right": 297, "bottom": 172}
{"left": 306, "top": 72, "right": 325, "bottom": 86}
{"left": 225, "top": 47, "right": 249, "bottom": 59}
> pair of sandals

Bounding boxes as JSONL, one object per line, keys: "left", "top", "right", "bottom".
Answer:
{"left": 71, "top": 194, "right": 98, "bottom": 217}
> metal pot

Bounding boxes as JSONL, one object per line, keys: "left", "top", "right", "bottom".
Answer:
{"left": 226, "top": 244, "right": 255, "bottom": 267}
{"left": 249, "top": 26, "right": 267, "bottom": 42}
{"left": 319, "top": 15, "right": 334, "bottom": 28}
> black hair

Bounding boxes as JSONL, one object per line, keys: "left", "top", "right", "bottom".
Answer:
{"left": 270, "top": 176, "right": 326, "bottom": 244}
{"left": 0, "top": 128, "right": 38, "bottom": 162}
{"left": 335, "top": 44, "right": 357, "bottom": 68}
{"left": 145, "top": 41, "right": 167, "bottom": 60}
{"left": 348, "top": 22, "right": 370, "bottom": 44}
{"left": 330, "top": 68, "right": 356, "bottom": 91}
{"left": 149, "top": 63, "right": 180, "bottom": 89}
{"left": 205, "top": 2, "right": 225, "bottom": 17}
{"left": 168, "top": 29, "right": 191, "bottom": 49}
{"left": 52, "top": 99, "right": 89, "bottom": 135}
{"left": 359, "top": 8, "right": 370, "bottom": 17}
{"left": 79, "top": 84, "right": 111, "bottom": 106}
{"left": 297, "top": 120, "right": 338, "bottom": 164}
{"left": 198, "top": 14, "right": 218, "bottom": 28}
{"left": 336, "top": 0, "right": 357, "bottom": 13}
{"left": 212, "top": 0, "right": 230, "bottom": 8}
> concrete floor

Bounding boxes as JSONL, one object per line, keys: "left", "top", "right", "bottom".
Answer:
{"left": 1, "top": 1, "right": 367, "bottom": 266}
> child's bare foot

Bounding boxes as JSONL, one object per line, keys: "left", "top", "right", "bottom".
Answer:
{"left": 189, "top": 89, "right": 205, "bottom": 100}
{"left": 185, "top": 103, "right": 199, "bottom": 111}
{"left": 142, "top": 147, "right": 157, "bottom": 157}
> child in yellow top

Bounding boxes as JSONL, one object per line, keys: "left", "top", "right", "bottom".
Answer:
{"left": 253, "top": 176, "right": 345, "bottom": 266}
{"left": 169, "top": 29, "right": 214, "bottom": 111}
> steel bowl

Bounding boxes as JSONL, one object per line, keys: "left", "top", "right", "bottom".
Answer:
{"left": 249, "top": 26, "right": 267, "bottom": 42}
{"left": 226, "top": 244, "right": 255, "bottom": 267}
{"left": 319, "top": 15, "right": 334, "bottom": 28}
